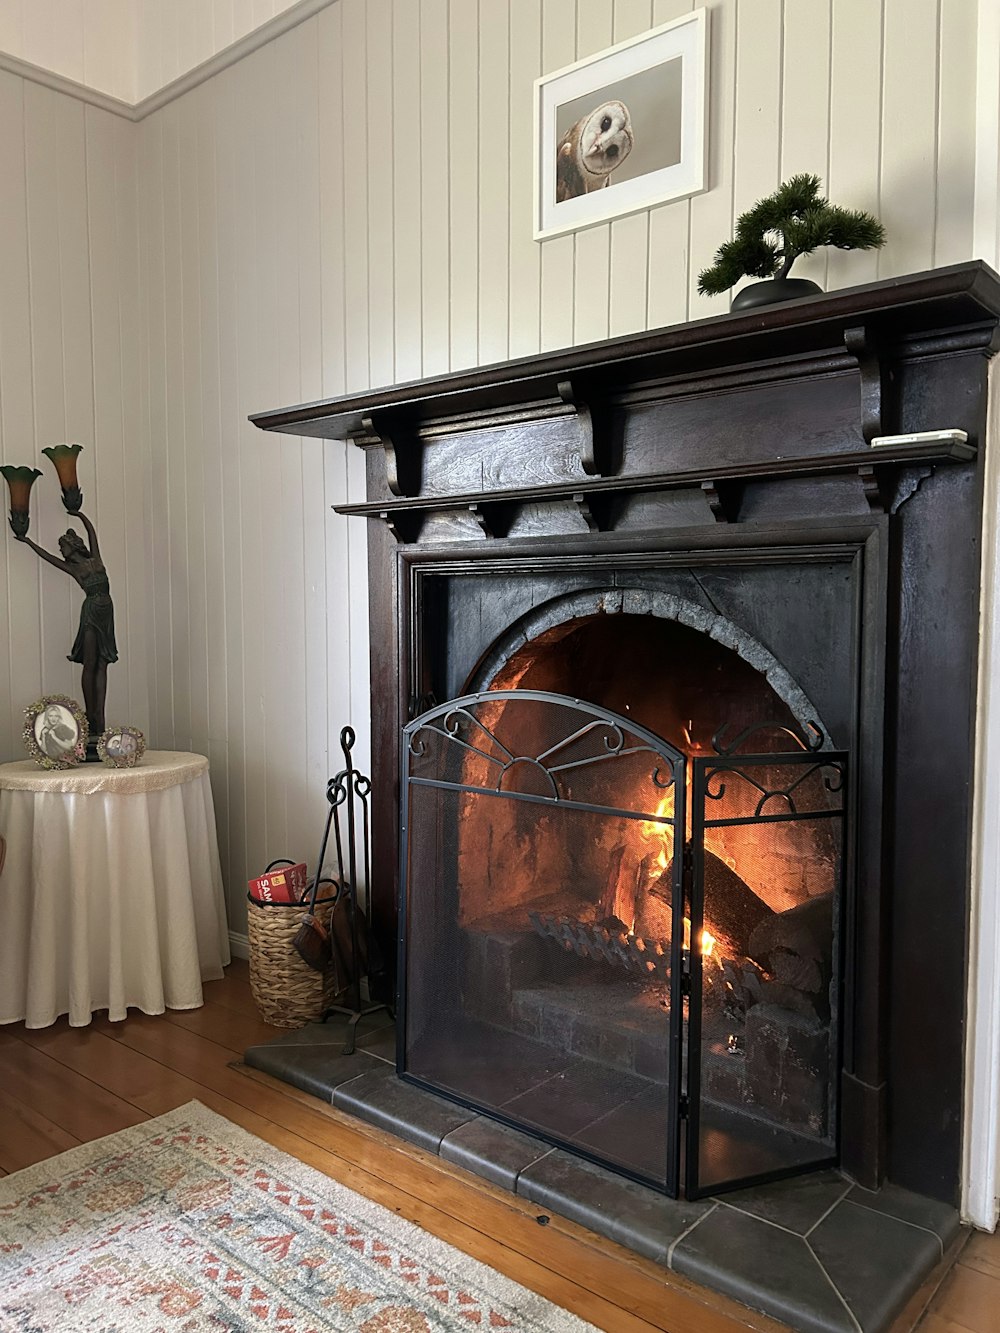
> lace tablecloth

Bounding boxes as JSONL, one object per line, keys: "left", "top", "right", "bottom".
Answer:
{"left": 0, "top": 751, "right": 230, "bottom": 1027}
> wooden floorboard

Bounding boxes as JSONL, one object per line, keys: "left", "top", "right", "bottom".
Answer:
{"left": 1, "top": 963, "right": 995, "bottom": 1333}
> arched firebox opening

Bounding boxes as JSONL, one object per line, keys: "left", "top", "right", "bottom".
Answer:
{"left": 401, "top": 598, "right": 846, "bottom": 1198}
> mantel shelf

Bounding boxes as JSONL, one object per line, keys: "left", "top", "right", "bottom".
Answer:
{"left": 333, "top": 437, "right": 975, "bottom": 538}
{"left": 251, "top": 262, "right": 1000, "bottom": 445}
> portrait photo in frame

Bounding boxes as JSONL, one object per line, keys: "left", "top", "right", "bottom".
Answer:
{"left": 97, "top": 725, "right": 146, "bottom": 769}
{"left": 23, "top": 694, "right": 88, "bottom": 770}
{"left": 534, "top": 9, "right": 709, "bottom": 241}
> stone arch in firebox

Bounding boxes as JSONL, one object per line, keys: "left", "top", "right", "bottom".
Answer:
{"left": 464, "top": 586, "right": 834, "bottom": 757}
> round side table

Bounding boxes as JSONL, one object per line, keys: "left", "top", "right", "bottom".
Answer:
{"left": 0, "top": 751, "right": 230, "bottom": 1027}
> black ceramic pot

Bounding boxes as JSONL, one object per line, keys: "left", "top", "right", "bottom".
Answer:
{"left": 730, "top": 276, "right": 823, "bottom": 312}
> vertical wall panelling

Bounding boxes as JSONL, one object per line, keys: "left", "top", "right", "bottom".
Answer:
{"left": 271, "top": 30, "right": 302, "bottom": 865}
{"left": 0, "top": 72, "right": 40, "bottom": 760}
{"left": 779, "top": 0, "right": 831, "bottom": 289}
{"left": 317, "top": 2, "right": 356, "bottom": 911}
{"left": 342, "top": 0, "right": 371, "bottom": 392}
{"left": 731, "top": 0, "right": 781, "bottom": 236}
{"left": 161, "top": 103, "right": 193, "bottom": 751}
{"left": 231, "top": 49, "right": 267, "bottom": 891}
{"left": 827, "top": 0, "right": 883, "bottom": 291}
{"left": 392, "top": 0, "right": 423, "bottom": 384}
{"left": 366, "top": 0, "right": 395, "bottom": 391}
{"left": 180, "top": 92, "right": 210, "bottom": 760}
{"left": 448, "top": 0, "right": 479, "bottom": 370}
{"left": 114, "top": 114, "right": 148, "bottom": 739}
{"left": 418, "top": 0, "right": 451, "bottom": 377}
{"left": 318, "top": 3, "right": 346, "bottom": 400}
{"left": 85, "top": 106, "right": 134, "bottom": 733}
{"left": 572, "top": 0, "right": 614, "bottom": 347}
{"left": 507, "top": 0, "right": 542, "bottom": 360}
{"left": 274, "top": 24, "right": 310, "bottom": 865}
{"left": 212, "top": 65, "right": 249, "bottom": 923}
{"left": 478, "top": 0, "right": 511, "bottom": 366}
{"left": 974, "top": 0, "right": 1000, "bottom": 272}
{"left": 24, "top": 84, "right": 88, "bottom": 707}
{"left": 935, "top": 0, "right": 977, "bottom": 269}
{"left": 193, "top": 79, "right": 229, "bottom": 887}
{"left": 608, "top": 0, "right": 652, "bottom": 337}
{"left": 540, "top": 0, "right": 577, "bottom": 352}
{"left": 138, "top": 113, "right": 166, "bottom": 745}
{"left": 646, "top": 0, "right": 694, "bottom": 331}
{"left": 288, "top": 20, "right": 327, "bottom": 859}
{"left": 250, "top": 40, "right": 286, "bottom": 869}
{"left": 879, "top": 0, "right": 939, "bottom": 277}
{"left": 687, "top": 0, "right": 737, "bottom": 317}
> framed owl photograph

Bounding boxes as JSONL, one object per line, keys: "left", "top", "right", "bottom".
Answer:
{"left": 533, "top": 9, "right": 709, "bottom": 241}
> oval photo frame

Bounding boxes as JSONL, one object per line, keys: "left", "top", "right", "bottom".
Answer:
{"left": 23, "top": 694, "right": 88, "bottom": 770}
{"left": 98, "top": 724, "right": 145, "bottom": 769}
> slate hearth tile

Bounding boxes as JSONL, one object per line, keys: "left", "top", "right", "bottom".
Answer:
{"left": 356, "top": 1025, "right": 397, "bottom": 1062}
{"left": 244, "top": 1042, "right": 384, "bottom": 1100}
{"left": 440, "top": 1117, "right": 553, "bottom": 1191}
{"left": 671, "top": 1205, "right": 857, "bottom": 1333}
{"left": 573, "top": 1089, "right": 670, "bottom": 1183}
{"left": 845, "top": 1182, "right": 960, "bottom": 1253}
{"left": 809, "top": 1199, "right": 942, "bottom": 1331}
{"left": 500, "top": 1061, "right": 645, "bottom": 1138}
{"left": 516, "top": 1150, "right": 712, "bottom": 1265}
{"left": 332, "top": 1066, "right": 476, "bottom": 1152}
{"left": 723, "top": 1169, "right": 851, "bottom": 1235}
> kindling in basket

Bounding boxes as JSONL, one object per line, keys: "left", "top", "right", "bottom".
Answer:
{"left": 247, "top": 727, "right": 389, "bottom": 1044}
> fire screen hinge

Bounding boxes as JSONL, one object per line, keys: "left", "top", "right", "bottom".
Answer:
{"left": 678, "top": 1094, "right": 690, "bottom": 1119}
{"left": 682, "top": 839, "right": 694, "bottom": 877}
{"left": 679, "top": 971, "right": 692, "bottom": 997}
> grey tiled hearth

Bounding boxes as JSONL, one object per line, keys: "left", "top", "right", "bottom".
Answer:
{"left": 244, "top": 1015, "right": 961, "bottom": 1333}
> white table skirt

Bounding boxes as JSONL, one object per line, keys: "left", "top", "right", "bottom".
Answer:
{"left": 0, "top": 752, "right": 230, "bottom": 1028}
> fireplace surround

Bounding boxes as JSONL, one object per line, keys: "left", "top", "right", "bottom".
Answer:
{"left": 253, "top": 262, "right": 1000, "bottom": 1214}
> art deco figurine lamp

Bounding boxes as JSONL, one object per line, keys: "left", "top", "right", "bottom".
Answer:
{"left": 3, "top": 445, "right": 118, "bottom": 756}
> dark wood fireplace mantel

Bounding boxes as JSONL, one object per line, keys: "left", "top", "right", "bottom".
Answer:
{"left": 253, "top": 261, "right": 1000, "bottom": 1208}
{"left": 252, "top": 261, "right": 1000, "bottom": 447}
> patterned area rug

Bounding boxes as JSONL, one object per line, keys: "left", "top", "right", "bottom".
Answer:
{"left": 0, "top": 1101, "right": 597, "bottom": 1332}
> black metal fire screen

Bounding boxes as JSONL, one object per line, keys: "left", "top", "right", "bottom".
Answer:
{"left": 399, "top": 692, "right": 847, "bottom": 1200}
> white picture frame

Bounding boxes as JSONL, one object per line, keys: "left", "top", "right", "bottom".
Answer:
{"left": 533, "top": 8, "right": 709, "bottom": 242}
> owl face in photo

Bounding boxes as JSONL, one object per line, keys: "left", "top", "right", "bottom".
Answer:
{"left": 578, "top": 101, "right": 633, "bottom": 179}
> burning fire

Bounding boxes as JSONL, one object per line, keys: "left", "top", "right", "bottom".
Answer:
{"left": 684, "top": 915, "right": 718, "bottom": 960}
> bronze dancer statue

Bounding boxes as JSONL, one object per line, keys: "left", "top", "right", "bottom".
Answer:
{"left": 15, "top": 513, "right": 117, "bottom": 741}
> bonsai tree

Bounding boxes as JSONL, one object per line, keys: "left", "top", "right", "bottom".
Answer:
{"left": 698, "top": 174, "right": 885, "bottom": 297}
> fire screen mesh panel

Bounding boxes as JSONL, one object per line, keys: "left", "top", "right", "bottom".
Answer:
{"left": 686, "top": 744, "right": 847, "bottom": 1197}
{"left": 401, "top": 695, "right": 847, "bottom": 1199}
{"left": 400, "top": 692, "right": 687, "bottom": 1191}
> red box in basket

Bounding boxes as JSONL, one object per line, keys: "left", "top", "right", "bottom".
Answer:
{"left": 248, "top": 862, "right": 308, "bottom": 905}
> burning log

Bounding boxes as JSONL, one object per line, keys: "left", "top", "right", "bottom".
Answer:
{"left": 748, "top": 893, "right": 833, "bottom": 1019}
{"left": 645, "top": 849, "right": 774, "bottom": 961}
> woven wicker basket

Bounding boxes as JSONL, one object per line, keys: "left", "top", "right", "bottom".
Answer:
{"left": 246, "top": 890, "right": 339, "bottom": 1029}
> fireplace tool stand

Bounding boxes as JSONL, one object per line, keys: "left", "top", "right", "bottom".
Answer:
{"left": 315, "top": 726, "right": 391, "bottom": 1054}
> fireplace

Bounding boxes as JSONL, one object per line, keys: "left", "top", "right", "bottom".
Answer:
{"left": 252, "top": 262, "right": 1000, "bottom": 1212}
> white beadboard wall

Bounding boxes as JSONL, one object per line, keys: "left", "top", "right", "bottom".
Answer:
{"left": 0, "top": 70, "right": 149, "bottom": 764}
{"left": 0, "top": 0, "right": 987, "bottom": 944}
